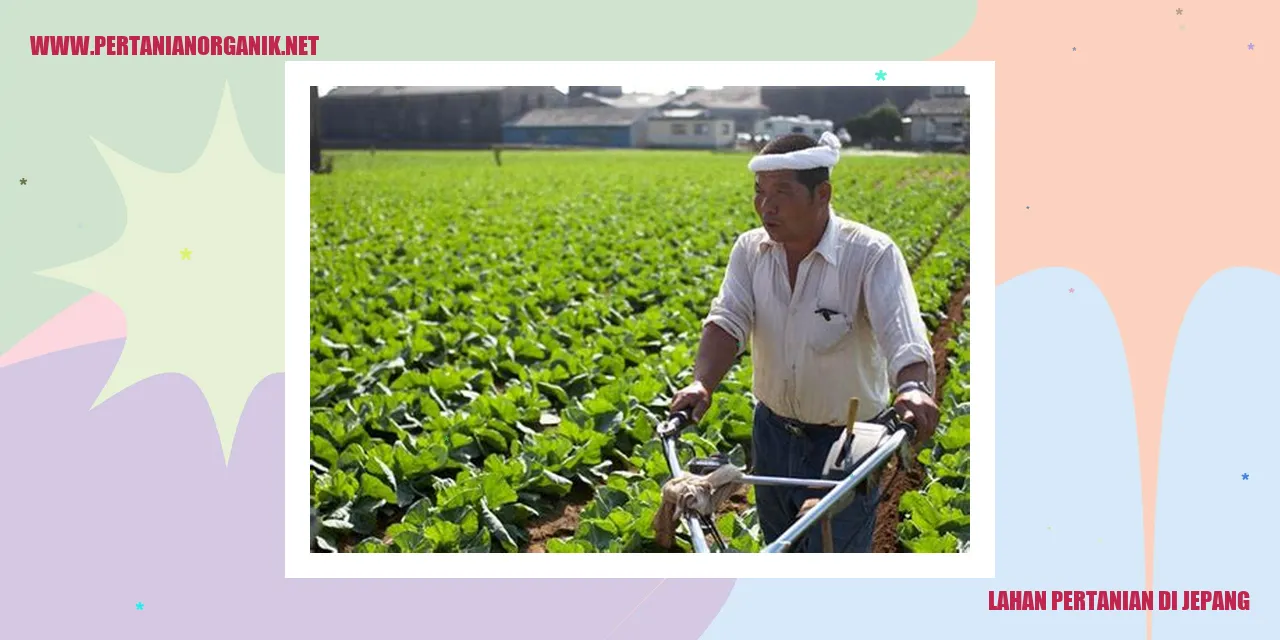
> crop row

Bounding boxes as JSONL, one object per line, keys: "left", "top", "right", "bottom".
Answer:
{"left": 898, "top": 306, "right": 970, "bottom": 553}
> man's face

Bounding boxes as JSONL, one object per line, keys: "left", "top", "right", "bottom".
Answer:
{"left": 754, "top": 171, "right": 827, "bottom": 243}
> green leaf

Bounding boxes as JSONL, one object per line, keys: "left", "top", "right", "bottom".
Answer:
{"left": 353, "top": 537, "right": 391, "bottom": 553}
{"left": 480, "top": 500, "right": 517, "bottom": 552}
{"left": 536, "top": 381, "right": 569, "bottom": 406}
{"left": 546, "top": 538, "right": 588, "bottom": 553}
{"left": 935, "top": 422, "right": 969, "bottom": 451}
{"left": 425, "top": 519, "right": 462, "bottom": 550}
{"left": 902, "top": 532, "right": 959, "bottom": 553}
{"left": 481, "top": 474, "right": 519, "bottom": 507}
{"left": 315, "top": 469, "right": 359, "bottom": 506}
{"left": 360, "top": 473, "right": 399, "bottom": 504}
{"left": 311, "top": 434, "right": 339, "bottom": 468}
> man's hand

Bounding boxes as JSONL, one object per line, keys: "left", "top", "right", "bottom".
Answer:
{"left": 670, "top": 380, "right": 712, "bottom": 422}
{"left": 893, "top": 389, "right": 939, "bottom": 447}
{"left": 797, "top": 497, "right": 821, "bottom": 518}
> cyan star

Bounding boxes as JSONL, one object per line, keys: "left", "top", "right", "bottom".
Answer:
{"left": 875, "top": 70, "right": 887, "bottom": 81}
{"left": 136, "top": 602, "right": 144, "bottom": 611}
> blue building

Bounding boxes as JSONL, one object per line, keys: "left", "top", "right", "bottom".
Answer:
{"left": 502, "top": 107, "right": 648, "bottom": 148}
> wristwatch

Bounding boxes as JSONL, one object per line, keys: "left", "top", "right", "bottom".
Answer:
{"left": 896, "top": 380, "right": 933, "bottom": 397}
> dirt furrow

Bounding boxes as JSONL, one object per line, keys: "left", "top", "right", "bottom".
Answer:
{"left": 872, "top": 275, "right": 969, "bottom": 553}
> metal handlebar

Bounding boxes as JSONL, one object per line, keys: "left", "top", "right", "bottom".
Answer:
{"left": 761, "top": 426, "right": 908, "bottom": 553}
{"left": 657, "top": 405, "right": 918, "bottom": 553}
{"left": 658, "top": 409, "right": 712, "bottom": 553}
{"left": 658, "top": 409, "right": 693, "bottom": 438}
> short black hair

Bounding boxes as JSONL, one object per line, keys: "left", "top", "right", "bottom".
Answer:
{"left": 759, "top": 134, "right": 830, "bottom": 194}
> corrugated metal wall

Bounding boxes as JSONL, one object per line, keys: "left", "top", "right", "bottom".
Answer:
{"left": 319, "top": 88, "right": 563, "bottom": 148}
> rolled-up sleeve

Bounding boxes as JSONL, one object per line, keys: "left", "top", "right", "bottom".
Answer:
{"left": 864, "top": 241, "right": 936, "bottom": 391}
{"left": 703, "top": 234, "right": 755, "bottom": 356}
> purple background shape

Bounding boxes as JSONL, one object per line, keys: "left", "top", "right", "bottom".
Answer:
{"left": 0, "top": 339, "right": 735, "bottom": 639}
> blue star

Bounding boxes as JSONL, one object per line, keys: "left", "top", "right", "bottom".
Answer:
{"left": 1072, "top": 47, "right": 1077, "bottom": 51}
{"left": 875, "top": 70, "right": 887, "bottom": 81}
{"left": 1242, "top": 473, "right": 1249, "bottom": 480}
{"left": 136, "top": 602, "right": 144, "bottom": 611}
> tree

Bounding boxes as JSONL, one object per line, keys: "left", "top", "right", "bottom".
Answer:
{"left": 844, "top": 101, "right": 903, "bottom": 146}
{"left": 866, "top": 101, "right": 903, "bottom": 142}
{"left": 843, "top": 116, "right": 872, "bottom": 144}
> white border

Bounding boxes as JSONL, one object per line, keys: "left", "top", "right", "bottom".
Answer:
{"left": 284, "top": 61, "right": 995, "bottom": 579}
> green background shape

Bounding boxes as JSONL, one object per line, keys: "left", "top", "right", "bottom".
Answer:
{"left": 37, "top": 85, "right": 284, "bottom": 458}
{"left": 0, "top": 0, "right": 976, "bottom": 359}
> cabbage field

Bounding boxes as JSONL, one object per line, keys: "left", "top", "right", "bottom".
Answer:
{"left": 309, "top": 149, "right": 971, "bottom": 553}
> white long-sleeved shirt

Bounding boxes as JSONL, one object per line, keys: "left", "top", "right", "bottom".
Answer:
{"left": 703, "top": 209, "right": 935, "bottom": 425}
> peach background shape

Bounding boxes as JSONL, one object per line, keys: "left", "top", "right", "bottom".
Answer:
{"left": 940, "top": 0, "right": 1277, "bottom": 629}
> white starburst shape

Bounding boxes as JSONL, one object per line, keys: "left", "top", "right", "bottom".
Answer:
{"left": 41, "top": 82, "right": 283, "bottom": 460}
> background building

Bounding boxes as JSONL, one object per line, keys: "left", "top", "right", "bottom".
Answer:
{"left": 903, "top": 87, "right": 970, "bottom": 147}
{"left": 318, "top": 86, "right": 566, "bottom": 148}
{"left": 502, "top": 107, "right": 649, "bottom": 148}
{"left": 668, "top": 87, "right": 769, "bottom": 137}
{"left": 646, "top": 108, "right": 735, "bottom": 149}
{"left": 310, "top": 86, "right": 322, "bottom": 171}
{"left": 569, "top": 91, "right": 677, "bottom": 115}
{"left": 760, "top": 86, "right": 932, "bottom": 129}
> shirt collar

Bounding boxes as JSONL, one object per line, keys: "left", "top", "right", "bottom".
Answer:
{"left": 758, "top": 206, "right": 841, "bottom": 267}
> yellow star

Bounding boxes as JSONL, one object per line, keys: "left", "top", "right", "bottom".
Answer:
{"left": 40, "top": 83, "right": 283, "bottom": 460}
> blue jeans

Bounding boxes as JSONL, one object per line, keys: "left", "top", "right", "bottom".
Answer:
{"left": 751, "top": 402, "right": 880, "bottom": 553}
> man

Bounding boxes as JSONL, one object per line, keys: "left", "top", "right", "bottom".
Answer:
{"left": 669, "top": 132, "right": 939, "bottom": 553}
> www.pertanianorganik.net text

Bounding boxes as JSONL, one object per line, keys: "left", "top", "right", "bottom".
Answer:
{"left": 30, "top": 35, "right": 319, "bottom": 56}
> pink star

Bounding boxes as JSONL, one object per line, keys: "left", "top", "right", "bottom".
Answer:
{"left": 1069, "top": 288, "right": 1075, "bottom": 293}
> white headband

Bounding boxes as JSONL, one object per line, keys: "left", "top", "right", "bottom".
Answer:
{"left": 748, "top": 131, "right": 843, "bottom": 173}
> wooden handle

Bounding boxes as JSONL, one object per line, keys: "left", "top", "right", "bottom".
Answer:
{"left": 846, "top": 397, "right": 860, "bottom": 435}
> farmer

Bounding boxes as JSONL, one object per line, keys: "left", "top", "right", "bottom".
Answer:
{"left": 669, "top": 132, "right": 938, "bottom": 553}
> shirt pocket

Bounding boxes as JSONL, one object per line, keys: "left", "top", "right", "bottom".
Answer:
{"left": 806, "top": 309, "right": 854, "bottom": 355}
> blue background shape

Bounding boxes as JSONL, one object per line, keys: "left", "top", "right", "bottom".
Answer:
{"left": 1153, "top": 267, "right": 1275, "bottom": 636}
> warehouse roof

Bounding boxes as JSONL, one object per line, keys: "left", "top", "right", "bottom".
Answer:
{"left": 673, "top": 86, "right": 765, "bottom": 109}
{"left": 904, "top": 96, "right": 970, "bottom": 117}
{"left": 585, "top": 92, "right": 678, "bottom": 109}
{"left": 323, "top": 86, "right": 510, "bottom": 98}
{"left": 507, "top": 107, "right": 648, "bottom": 127}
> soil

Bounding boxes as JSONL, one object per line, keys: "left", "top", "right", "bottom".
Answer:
{"left": 524, "top": 484, "right": 595, "bottom": 553}
{"left": 723, "top": 486, "right": 752, "bottom": 514}
{"left": 871, "top": 275, "right": 969, "bottom": 553}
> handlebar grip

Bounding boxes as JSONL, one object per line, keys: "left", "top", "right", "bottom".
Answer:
{"left": 659, "top": 409, "right": 694, "bottom": 436}
{"left": 899, "top": 420, "right": 917, "bottom": 443}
